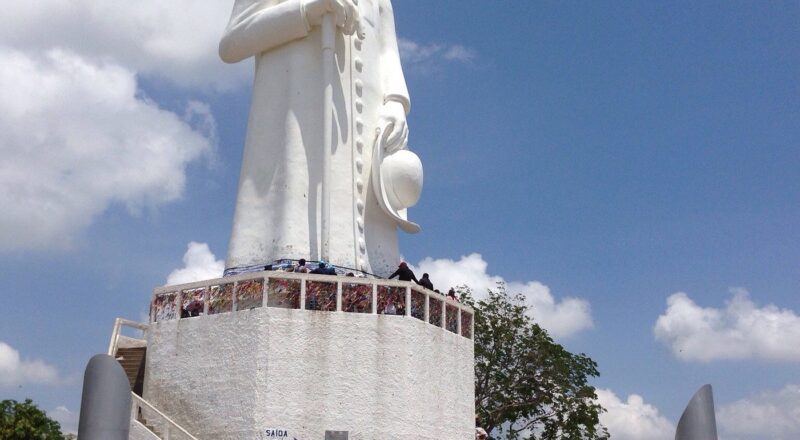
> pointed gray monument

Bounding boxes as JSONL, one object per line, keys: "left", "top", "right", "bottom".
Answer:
{"left": 675, "top": 384, "right": 718, "bottom": 440}
{"left": 77, "top": 354, "right": 132, "bottom": 440}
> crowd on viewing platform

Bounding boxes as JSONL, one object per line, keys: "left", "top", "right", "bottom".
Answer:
{"left": 155, "top": 257, "right": 472, "bottom": 338}
{"left": 272, "top": 259, "right": 461, "bottom": 313}
{"left": 224, "top": 258, "right": 462, "bottom": 304}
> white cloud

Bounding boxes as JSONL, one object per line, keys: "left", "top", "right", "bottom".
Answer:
{"left": 0, "top": 341, "right": 60, "bottom": 387}
{"left": 595, "top": 389, "right": 674, "bottom": 440}
{"left": 0, "top": 48, "right": 214, "bottom": 251}
{"left": 718, "top": 384, "right": 800, "bottom": 440}
{"left": 48, "top": 405, "right": 79, "bottom": 435}
{"left": 653, "top": 289, "right": 800, "bottom": 362}
{"left": 2, "top": 2, "right": 227, "bottom": 251}
{"left": 398, "top": 38, "right": 476, "bottom": 73}
{"left": 0, "top": 0, "right": 247, "bottom": 90}
{"left": 166, "top": 242, "right": 224, "bottom": 285}
{"left": 412, "top": 253, "right": 593, "bottom": 338}
{"left": 443, "top": 45, "right": 477, "bottom": 62}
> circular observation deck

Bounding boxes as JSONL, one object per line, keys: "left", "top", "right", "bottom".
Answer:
{"left": 151, "top": 271, "right": 474, "bottom": 339}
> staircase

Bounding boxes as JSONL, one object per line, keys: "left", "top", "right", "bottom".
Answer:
{"left": 116, "top": 336, "right": 147, "bottom": 394}
{"left": 108, "top": 318, "right": 199, "bottom": 440}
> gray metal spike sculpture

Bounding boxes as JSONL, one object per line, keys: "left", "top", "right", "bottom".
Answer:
{"left": 675, "top": 384, "right": 718, "bottom": 440}
{"left": 77, "top": 354, "right": 132, "bottom": 440}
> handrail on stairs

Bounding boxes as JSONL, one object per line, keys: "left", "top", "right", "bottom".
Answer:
{"left": 108, "top": 317, "right": 149, "bottom": 356}
{"left": 131, "top": 392, "right": 200, "bottom": 440}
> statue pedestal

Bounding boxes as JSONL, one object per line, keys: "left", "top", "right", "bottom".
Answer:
{"left": 142, "top": 273, "right": 475, "bottom": 439}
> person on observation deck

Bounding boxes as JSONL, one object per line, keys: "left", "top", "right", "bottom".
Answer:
{"left": 417, "top": 273, "right": 433, "bottom": 290}
{"left": 294, "top": 258, "right": 309, "bottom": 273}
{"left": 388, "top": 262, "right": 418, "bottom": 283}
{"left": 311, "top": 261, "right": 336, "bottom": 275}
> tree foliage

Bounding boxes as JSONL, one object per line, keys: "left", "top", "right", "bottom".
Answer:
{"left": 0, "top": 399, "right": 67, "bottom": 440}
{"left": 462, "top": 285, "right": 609, "bottom": 440}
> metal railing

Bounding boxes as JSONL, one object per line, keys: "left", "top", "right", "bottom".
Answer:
{"left": 151, "top": 271, "right": 475, "bottom": 339}
{"left": 132, "top": 392, "right": 199, "bottom": 440}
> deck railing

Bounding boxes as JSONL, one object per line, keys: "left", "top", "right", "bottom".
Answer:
{"left": 108, "top": 318, "right": 149, "bottom": 357}
{"left": 151, "top": 271, "right": 474, "bottom": 340}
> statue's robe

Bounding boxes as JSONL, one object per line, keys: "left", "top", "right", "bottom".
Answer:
{"left": 220, "top": 0, "right": 410, "bottom": 276}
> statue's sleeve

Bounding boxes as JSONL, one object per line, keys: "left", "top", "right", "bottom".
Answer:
{"left": 379, "top": 0, "right": 411, "bottom": 114}
{"left": 219, "top": 0, "right": 310, "bottom": 64}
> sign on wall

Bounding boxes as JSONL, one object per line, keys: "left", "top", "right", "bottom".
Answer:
{"left": 259, "top": 428, "right": 348, "bottom": 439}
{"left": 262, "top": 428, "right": 294, "bottom": 439}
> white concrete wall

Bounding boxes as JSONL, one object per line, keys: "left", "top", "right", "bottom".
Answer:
{"left": 143, "top": 308, "right": 475, "bottom": 440}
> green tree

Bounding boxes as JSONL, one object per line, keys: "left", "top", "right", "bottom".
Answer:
{"left": 463, "top": 285, "right": 609, "bottom": 440}
{"left": 0, "top": 399, "right": 67, "bottom": 440}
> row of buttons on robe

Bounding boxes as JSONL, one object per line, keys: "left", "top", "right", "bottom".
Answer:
{"left": 353, "top": 29, "right": 367, "bottom": 271}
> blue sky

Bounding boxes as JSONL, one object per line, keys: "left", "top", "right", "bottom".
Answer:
{"left": 1, "top": 1, "right": 798, "bottom": 438}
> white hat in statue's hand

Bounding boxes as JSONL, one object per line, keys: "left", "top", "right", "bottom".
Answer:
{"left": 381, "top": 148, "right": 423, "bottom": 210}
{"left": 372, "top": 126, "right": 422, "bottom": 234}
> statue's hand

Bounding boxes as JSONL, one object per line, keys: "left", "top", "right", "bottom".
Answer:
{"left": 379, "top": 101, "right": 409, "bottom": 153}
{"left": 303, "top": 0, "right": 361, "bottom": 36}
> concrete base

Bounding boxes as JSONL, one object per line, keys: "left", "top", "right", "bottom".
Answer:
{"left": 143, "top": 307, "right": 475, "bottom": 440}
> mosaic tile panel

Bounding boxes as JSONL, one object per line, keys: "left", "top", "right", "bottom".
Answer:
{"left": 343, "top": 283, "right": 373, "bottom": 313}
{"left": 377, "top": 285, "right": 405, "bottom": 315}
{"left": 446, "top": 304, "right": 459, "bottom": 334}
{"left": 181, "top": 288, "right": 206, "bottom": 318}
{"left": 267, "top": 278, "right": 301, "bottom": 309}
{"left": 306, "top": 281, "right": 337, "bottom": 311}
{"left": 208, "top": 283, "right": 233, "bottom": 315}
{"left": 461, "top": 311, "right": 473, "bottom": 339}
{"left": 235, "top": 279, "right": 264, "bottom": 311}
{"left": 411, "top": 289, "right": 425, "bottom": 321}
{"left": 152, "top": 292, "right": 177, "bottom": 322}
{"left": 428, "top": 298, "right": 443, "bottom": 327}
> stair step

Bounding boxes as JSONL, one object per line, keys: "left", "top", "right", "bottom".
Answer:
{"left": 115, "top": 346, "right": 147, "bottom": 393}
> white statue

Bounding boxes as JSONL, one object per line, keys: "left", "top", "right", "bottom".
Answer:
{"left": 220, "top": 0, "right": 422, "bottom": 276}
